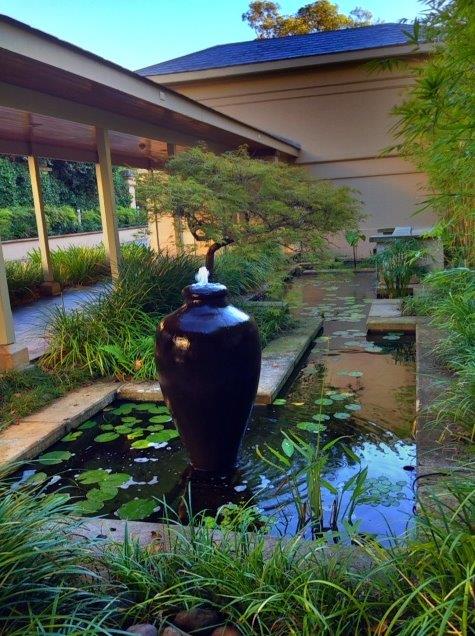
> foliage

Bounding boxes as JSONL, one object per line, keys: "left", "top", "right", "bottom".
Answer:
{"left": 345, "top": 229, "right": 366, "bottom": 269}
{"left": 404, "top": 267, "right": 475, "bottom": 437}
{"left": 101, "top": 478, "right": 474, "bottom": 635}
{"left": 41, "top": 245, "right": 294, "bottom": 379}
{"left": 0, "top": 156, "right": 132, "bottom": 210}
{"left": 138, "top": 146, "right": 362, "bottom": 274}
{"left": 389, "top": 0, "right": 475, "bottom": 267}
{"left": 372, "top": 238, "right": 427, "bottom": 298}
{"left": 243, "top": 301, "right": 294, "bottom": 348}
{"left": 0, "top": 204, "right": 145, "bottom": 241}
{"left": 242, "top": 0, "right": 373, "bottom": 38}
{"left": 0, "top": 366, "right": 89, "bottom": 431}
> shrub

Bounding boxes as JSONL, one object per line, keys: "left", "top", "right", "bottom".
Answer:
{"left": 373, "top": 239, "right": 427, "bottom": 298}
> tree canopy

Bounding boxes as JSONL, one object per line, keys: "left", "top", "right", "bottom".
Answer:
{"left": 242, "top": 1, "right": 373, "bottom": 38}
{"left": 390, "top": 0, "right": 475, "bottom": 266}
{"left": 138, "top": 146, "right": 362, "bottom": 275}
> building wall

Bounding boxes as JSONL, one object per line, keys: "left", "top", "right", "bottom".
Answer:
{"left": 157, "top": 60, "right": 434, "bottom": 257}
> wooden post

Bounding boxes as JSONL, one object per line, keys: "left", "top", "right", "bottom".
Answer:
{"left": 0, "top": 237, "right": 29, "bottom": 369}
{"left": 27, "top": 156, "right": 61, "bottom": 296}
{"left": 95, "top": 127, "right": 120, "bottom": 278}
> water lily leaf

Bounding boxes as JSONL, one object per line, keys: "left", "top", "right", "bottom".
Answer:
{"left": 145, "top": 405, "right": 170, "bottom": 415}
{"left": 298, "top": 421, "right": 326, "bottom": 433}
{"left": 273, "top": 398, "right": 286, "bottom": 405}
{"left": 146, "top": 429, "right": 179, "bottom": 444}
{"left": 121, "top": 416, "right": 142, "bottom": 424}
{"left": 77, "top": 498, "right": 104, "bottom": 514}
{"left": 147, "top": 424, "right": 164, "bottom": 432}
{"left": 127, "top": 429, "right": 144, "bottom": 440}
{"left": 116, "top": 498, "right": 156, "bottom": 521}
{"left": 347, "top": 371, "right": 363, "bottom": 377}
{"left": 111, "top": 404, "right": 135, "bottom": 415}
{"left": 61, "top": 431, "right": 83, "bottom": 442}
{"left": 281, "top": 438, "right": 294, "bottom": 457}
{"left": 78, "top": 420, "right": 96, "bottom": 430}
{"left": 312, "top": 413, "right": 330, "bottom": 422}
{"left": 86, "top": 486, "right": 118, "bottom": 502}
{"left": 103, "top": 473, "right": 131, "bottom": 488}
{"left": 314, "top": 397, "right": 333, "bottom": 406}
{"left": 94, "top": 432, "right": 120, "bottom": 443}
{"left": 115, "top": 425, "right": 133, "bottom": 434}
{"left": 77, "top": 469, "right": 109, "bottom": 484}
{"left": 100, "top": 424, "right": 115, "bottom": 431}
{"left": 149, "top": 414, "right": 172, "bottom": 424}
{"left": 291, "top": 402, "right": 304, "bottom": 406}
{"left": 330, "top": 393, "right": 347, "bottom": 401}
{"left": 345, "top": 403, "right": 362, "bottom": 411}
{"left": 334, "top": 412, "right": 351, "bottom": 420}
{"left": 25, "top": 471, "right": 48, "bottom": 486}
{"left": 131, "top": 439, "right": 152, "bottom": 449}
{"left": 38, "top": 450, "right": 74, "bottom": 465}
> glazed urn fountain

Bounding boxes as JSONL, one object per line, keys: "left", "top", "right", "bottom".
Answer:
{"left": 155, "top": 269, "right": 261, "bottom": 474}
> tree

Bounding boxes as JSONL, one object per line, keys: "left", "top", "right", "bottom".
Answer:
{"left": 389, "top": 0, "right": 475, "bottom": 267}
{"left": 138, "top": 146, "right": 362, "bottom": 276}
{"left": 345, "top": 229, "right": 366, "bottom": 268}
{"left": 242, "top": 1, "right": 373, "bottom": 38}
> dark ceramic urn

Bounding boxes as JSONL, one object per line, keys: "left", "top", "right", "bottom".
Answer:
{"left": 155, "top": 282, "right": 261, "bottom": 474}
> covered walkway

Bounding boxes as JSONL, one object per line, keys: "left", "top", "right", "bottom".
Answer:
{"left": 0, "top": 15, "right": 300, "bottom": 370}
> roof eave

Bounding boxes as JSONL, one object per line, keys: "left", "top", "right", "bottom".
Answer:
{"left": 145, "top": 42, "right": 432, "bottom": 85}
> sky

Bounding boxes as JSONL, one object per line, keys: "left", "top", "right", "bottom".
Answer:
{"left": 0, "top": 0, "right": 427, "bottom": 71}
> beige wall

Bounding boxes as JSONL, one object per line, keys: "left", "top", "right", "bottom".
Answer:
{"left": 156, "top": 60, "right": 433, "bottom": 257}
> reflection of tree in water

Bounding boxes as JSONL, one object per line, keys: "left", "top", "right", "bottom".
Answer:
{"left": 370, "top": 337, "right": 416, "bottom": 365}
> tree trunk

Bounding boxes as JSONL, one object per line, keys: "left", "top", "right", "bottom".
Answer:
{"left": 205, "top": 242, "right": 225, "bottom": 279}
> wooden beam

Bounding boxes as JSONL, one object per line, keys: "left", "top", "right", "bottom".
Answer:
{"left": 95, "top": 127, "right": 121, "bottom": 278}
{"left": 27, "top": 156, "right": 54, "bottom": 283}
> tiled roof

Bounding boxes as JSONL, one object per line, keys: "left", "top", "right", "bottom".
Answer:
{"left": 137, "top": 23, "right": 412, "bottom": 76}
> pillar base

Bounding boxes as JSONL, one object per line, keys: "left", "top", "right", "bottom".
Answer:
{"left": 0, "top": 343, "right": 29, "bottom": 371}
{"left": 39, "top": 281, "right": 61, "bottom": 297}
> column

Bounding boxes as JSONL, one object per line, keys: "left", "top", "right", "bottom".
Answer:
{"left": 95, "top": 127, "right": 121, "bottom": 278}
{"left": 27, "top": 156, "right": 60, "bottom": 296}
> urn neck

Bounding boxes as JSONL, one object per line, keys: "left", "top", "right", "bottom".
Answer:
{"left": 183, "top": 283, "right": 228, "bottom": 306}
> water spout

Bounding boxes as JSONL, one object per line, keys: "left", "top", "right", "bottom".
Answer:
{"left": 195, "top": 266, "right": 209, "bottom": 286}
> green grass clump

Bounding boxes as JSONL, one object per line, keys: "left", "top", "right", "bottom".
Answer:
{"left": 404, "top": 268, "right": 475, "bottom": 438}
{"left": 5, "top": 258, "right": 43, "bottom": 304}
{"left": 0, "top": 366, "right": 88, "bottom": 431}
{"left": 30, "top": 245, "right": 109, "bottom": 287}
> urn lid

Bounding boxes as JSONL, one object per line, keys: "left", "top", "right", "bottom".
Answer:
{"left": 183, "top": 282, "right": 228, "bottom": 303}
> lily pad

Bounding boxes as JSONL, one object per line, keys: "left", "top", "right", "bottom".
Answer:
{"left": 131, "top": 439, "right": 152, "bottom": 449}
{"left": 345, "top": 403, "right": 362, "bottom": 411}
{"left": 111, "top": 404, "right": 136, "bottom": 415}
{"left": 298, "top": 421, "right": 326, "bottom": 433}
{"left": 61, "top": 431, "right": 83, "bottom": 442}
{"left": 121, "top": 416, "right": 142, "bottom": 424}
{"left": 103, "top": 473, "right": 131, "bottom": 488}
{"left": 115, "top": 425, "right": 133, "bottom": 434}
{"left": 149, "top": 414, "right": 172, "bottom": 424}
{"left": 77, "top": 468, "right": 109, "bottom": 484}
{"left": 86, "top": 487, "right": 118, "bottom": 502}
{"left": 116, "top": 498, "right": 156, "bottom": 521}
{"left": 24, "top": 471, "right": 48, "bottom": 486}
{"left": 314, "top": 397, "right": 333, "bottom": 406}
{"left": 330, "top": 393, "right": 347, "bottom": 401}
{"left": 127, "top": 429, "right": 144, "bottom": 440}
{"left": 38, "top": 450, "right": 74, "bottom": 465}
{"left": 147, "top": 424, "right": 164, "bottom": 432}
{"left": 94, "top": 432, "right": 120, "bottom": 443}
{"left": 78, "top": 420, "right": 96, "bottom": 430}
{"left": 334, "top": 412, "right": 351, "bottom": 420}
{"left": 312, "top": 413, "right": 330, "bottom": 422}
{"left": 100, "top": 423, "right": 115, "bottom": 431}
{"left": 273, "top": 398, "right": 287, "bottom": 406}
{"left": 77, "top": 498, "right": 104, "bottom": 514}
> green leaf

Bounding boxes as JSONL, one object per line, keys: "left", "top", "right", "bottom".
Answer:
{"left": 281, "top": 438, "right": 294, "bottom": 457}
{"left": 341, "top": 444, "right": 360, "bottom": 463}
{"left": 61, "top": 431, "right": 83, "bottom": 442}
{"left": 314, "top": 397, "right": 333, "bottom": 406}
{"left": 38, "top": 450, "right": 74, "bottom": 465}
{"left": 103, "top": 473, "right": 131, "bottom": 488}
{"left": 320, "top": 479, "right": 338, "bottom": 495}
{"left": 131, "top": 439, "right": 152, "bottom": 449}
{"left": 77, "top": 469, "right": 109, "bottom": 484}
{"left": 94, "top": 432, "right": 120, "bottom": 443}
{"left": 312, "top": 413, "right": 330, "bottom": 422}
{"left": 100, "top": 423, "right": 115, "bottom": 431}
{"left": 345, "top": 403, "right": 361, "bottom": 411}
{"left": 111, "top": 404, "right": 136, "bottom": 415}
{"left": 334, "top": 412, "right": 351, "bottom": 420}
{"left": 86, "top": 487, "right": 118, "bottom": 502}
{"left": 149, "top": 414, "right": 172, "bottom": 424}
{"left": 127, "top": 429, "right": 144, "bottom": 440}
{"left": 116, "top": 498, "right": 156, "bottom": 521}
{"left": 145, "top": 429, "right": 180, "bottom": 444}
{"left": 115, "top": 425, "right": 133, "bottom": 434}
{"left": 78, "top": 420, "right": 96, "bottom": 430}
{"left": 76, "top": 498, "right": 104, "bottom": 514}
{"left": 273, "top": 398, "right": 287, "bottom": 406}
{"left": 121, "top": 416, "right": 142, "bottom": 424}
{"left": 147, "top": 424, "right": 165, "bottom": 432}
{"left": 297, "top": 421, "right": 326, "bottom": 433}
{"left": 24, "top": 471, "right": 48, "bottom": 486}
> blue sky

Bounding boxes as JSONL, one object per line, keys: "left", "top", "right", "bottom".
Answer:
{"left": 0, "top": 0, "right": 427, "bottom": 70}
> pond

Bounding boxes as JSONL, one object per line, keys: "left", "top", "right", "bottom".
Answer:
{"left": 14, "top": 272, "right": 416, "bottom": 542}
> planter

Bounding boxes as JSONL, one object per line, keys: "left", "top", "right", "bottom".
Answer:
{"left": 155, "top": 282, "right": 261, "bottom": 474}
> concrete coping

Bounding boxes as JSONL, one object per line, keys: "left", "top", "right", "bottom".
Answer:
{"left": 366, "top": 298, "right": 417, "bottom": 333}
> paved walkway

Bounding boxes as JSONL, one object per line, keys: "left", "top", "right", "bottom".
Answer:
{"left": 13, "top": 283, "right": 107, "bottom": 360}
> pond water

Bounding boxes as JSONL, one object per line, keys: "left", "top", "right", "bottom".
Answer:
{"left": 14, "top": 272, "right": 416, "bottom": 541}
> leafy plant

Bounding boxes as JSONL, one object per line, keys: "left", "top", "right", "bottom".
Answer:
{"left": 138, "top": 146, "right": 362, "bottom": 275}
{"left": 345, "top": 229, "right": 366, "bottom": 269}
{"left": 373, "top": 239, "right": 427, "bottom": 298}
